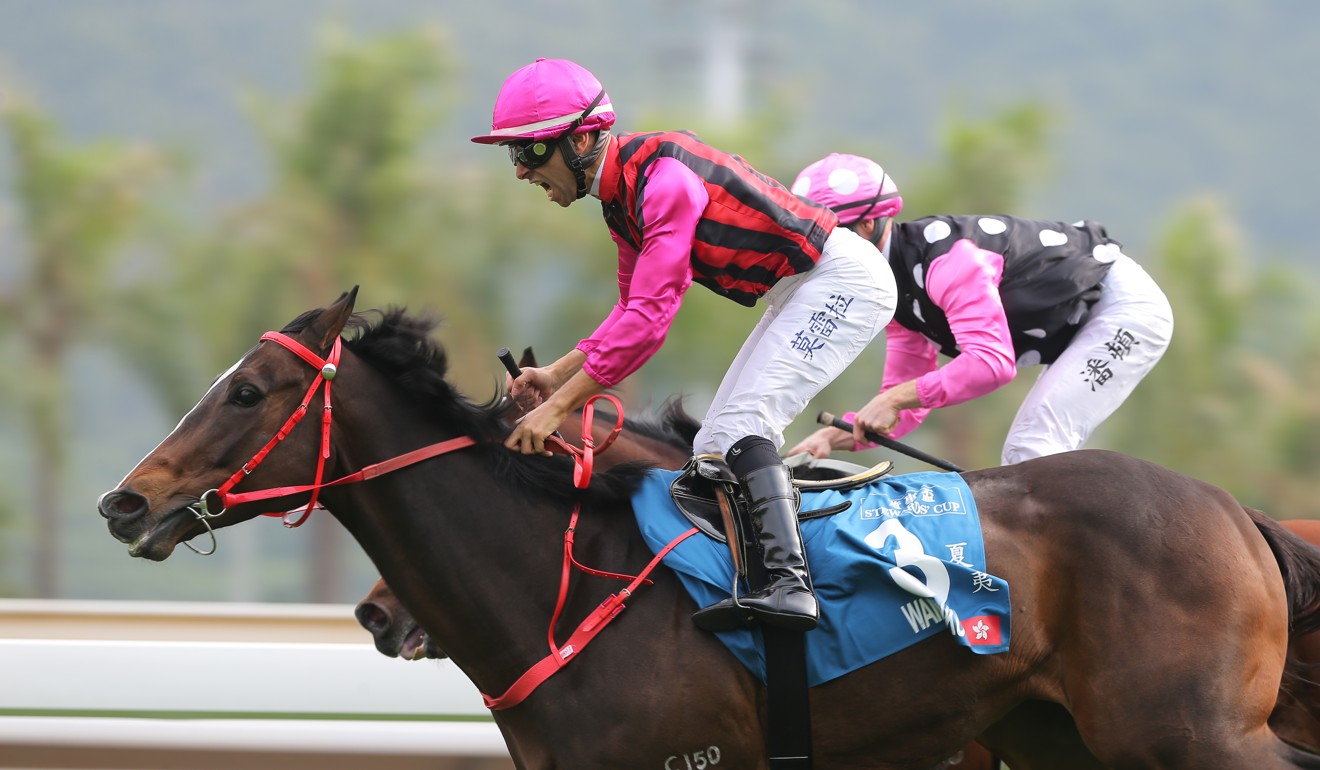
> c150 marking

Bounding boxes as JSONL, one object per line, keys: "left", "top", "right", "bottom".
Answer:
{"left": 665, "top": 746, "right": 721, "bottom": 769}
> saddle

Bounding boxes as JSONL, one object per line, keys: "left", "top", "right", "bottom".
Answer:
{"left": 668, "top": 453, "right": 893, "bottom": 580}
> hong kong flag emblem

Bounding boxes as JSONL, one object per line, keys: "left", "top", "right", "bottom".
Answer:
{"left": 961, "top": 615, "right": 1002, "bottom": 646}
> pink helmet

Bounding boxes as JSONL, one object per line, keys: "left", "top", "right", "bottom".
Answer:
{"left": 471, "top": 58, "right": 616, "bottom": 145}
{"left": 791, "top": 153, "right": 903, "bottom": 226}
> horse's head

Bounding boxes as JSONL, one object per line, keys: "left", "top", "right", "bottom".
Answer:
{"left": 354, "top": 578, "right": 447, "bottom": 660}
{"left": 97, "top": 287, "right": 360, "bottom": 561}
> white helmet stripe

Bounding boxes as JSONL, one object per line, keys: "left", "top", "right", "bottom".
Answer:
{"left": 489, "top": 102, "right": 614, "bottom": 138}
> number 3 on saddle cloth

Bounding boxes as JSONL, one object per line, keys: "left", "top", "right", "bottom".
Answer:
{"left": 632, "top": 460, "right": 1012, "bottom": 685}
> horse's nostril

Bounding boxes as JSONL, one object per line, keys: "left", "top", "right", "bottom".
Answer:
{"left": 98, "top": 490, "right": 148, "bottom": 519}
{"left": 355, "top": 602, "right": 389, "bottom": 633}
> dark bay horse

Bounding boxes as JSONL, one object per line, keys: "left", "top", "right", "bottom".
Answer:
{"left": 353, "top": 390, "right": 1002, "bottom": 769}
{"left": 98, "top": 288, "right": 1320, "bottom": 769}
{"left": 353, "top": 394, "right": 696, "bottom": 660}
{"left": 351, "top": 394, "right": 1000, "bottom": 770}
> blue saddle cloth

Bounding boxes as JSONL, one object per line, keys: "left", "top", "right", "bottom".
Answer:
{"left": 631, "top": 468, "right": 1011, "bottom": 686}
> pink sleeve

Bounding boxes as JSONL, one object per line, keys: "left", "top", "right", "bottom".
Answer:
{"left": 576, "top": 230, "right": 637, "bottom": 358}
{"left": 877, "top": 319, "right": 937, "bottom": 439}
{"left": 577, "top": 157, "right": 705, "bottom": 387}
{"left": 912, "top": 239, "right": 1016, "bottom": 409}
{"left": 839, "top": 321, "right": 938, "bottom": 450}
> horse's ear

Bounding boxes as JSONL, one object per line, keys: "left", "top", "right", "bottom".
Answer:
{"left": 308, "top": 286, "right": 359, "bottom": 353}
{"left": 518, "top": 346, "right": 539, "bottom": 369}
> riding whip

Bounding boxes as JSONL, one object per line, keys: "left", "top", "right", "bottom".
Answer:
{"left": 817, "top": 411, "right": 965, "bottom": 473}
{"left": 498, "top": 347, "right": 567, "bottom": 444}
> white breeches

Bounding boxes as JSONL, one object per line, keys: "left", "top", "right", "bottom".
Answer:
{"left": 1001, "top": 253, "right": 1174, "bottom": 465}
{"left": 694, "top": 227, "right": 897, "bottom": 457}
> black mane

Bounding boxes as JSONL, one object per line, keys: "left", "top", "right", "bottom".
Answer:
{"left": 285, "top": 305, "right": 651, "bottom": 508}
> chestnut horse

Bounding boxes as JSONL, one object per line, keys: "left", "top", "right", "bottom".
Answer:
{"left": 1275, "top": 519, "right": 1320, "bottom": 753}
{"left": 98, "top": 289, "right": 1320, "bottom": 769}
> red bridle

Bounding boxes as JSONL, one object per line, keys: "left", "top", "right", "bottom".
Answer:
{"left": 196, "top": 328, "right": 697, "bottom": 711}
{"left": 197, "top": 330, "right": 478, "bottom": 527}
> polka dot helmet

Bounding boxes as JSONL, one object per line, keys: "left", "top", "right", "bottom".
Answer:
{"left": 791, "top": 153, "right": 903, "bottom": 226}
{"left": 470, "top": 58, "right": 616, "bottom": 145}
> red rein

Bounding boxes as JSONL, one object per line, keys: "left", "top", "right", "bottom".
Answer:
{"left": 481, "top": 392, "right": 699, "bottom": 709}
{"left": 225, "top": 331, "right": 698, "bottom": 710}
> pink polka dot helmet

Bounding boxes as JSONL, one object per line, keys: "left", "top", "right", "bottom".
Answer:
{"left": 791, "top": 153, "right": 903, "bottom": 226}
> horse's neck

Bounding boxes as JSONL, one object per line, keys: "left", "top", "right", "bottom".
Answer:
{"left": 326, "top": 404, "right": 611, "bottom": 689}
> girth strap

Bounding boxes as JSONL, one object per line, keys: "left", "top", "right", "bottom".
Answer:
{"left": 765, "top": 625, "right": 813, "bottom": 769}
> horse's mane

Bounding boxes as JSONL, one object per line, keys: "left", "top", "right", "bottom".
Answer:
{"left": 281, "top": 306, "right": 649, "bottom": 509}
{"left": 625, "top": 396, "right": 702, "bottom": 453}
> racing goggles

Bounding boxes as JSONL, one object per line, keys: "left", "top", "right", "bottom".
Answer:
{"left": 506, "top": 139, "right": 556, "bottom": 169}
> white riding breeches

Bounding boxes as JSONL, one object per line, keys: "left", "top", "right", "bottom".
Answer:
{"left": 1001, "top": 253, "right": 1174, "bottom": 465}
{"left": 693, "top": 227, "right": 897, "bottom": 457}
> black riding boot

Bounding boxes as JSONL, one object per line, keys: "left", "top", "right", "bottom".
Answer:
{"left": 692, "top": 438, "right": 818, "bottom": 632}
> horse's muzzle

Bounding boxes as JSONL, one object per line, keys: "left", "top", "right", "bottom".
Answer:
{"left": 98, "top": 484, "right": 221, "bottom": 560}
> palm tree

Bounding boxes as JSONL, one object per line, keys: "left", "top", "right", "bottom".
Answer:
{"left": 203, "top": 25, "right": 460, "bottom": 602}
{"left": 0, "top": 90, "right": 172, "bottom": 597}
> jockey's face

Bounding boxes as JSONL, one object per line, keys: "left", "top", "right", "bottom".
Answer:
{"left": 513, "top": 133, "right": 594, "bottom": 208}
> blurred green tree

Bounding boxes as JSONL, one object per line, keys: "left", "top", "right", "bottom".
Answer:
{"left": 1099, "top": 197, "right": 1320, "bottom": 514}
{"left": 0, "top": 91, "right": 174, "bottom": 596}
{"left": 191, "top": 25, "right": 464, "bottom": 601}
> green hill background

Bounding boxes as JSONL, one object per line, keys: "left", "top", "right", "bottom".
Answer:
{"left": 2, "top": 0, "right": 1316, "bottom": 267}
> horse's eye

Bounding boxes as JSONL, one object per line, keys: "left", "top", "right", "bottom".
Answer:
{"left": 230, "top": 384, "right": 263, "bottom": 408}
